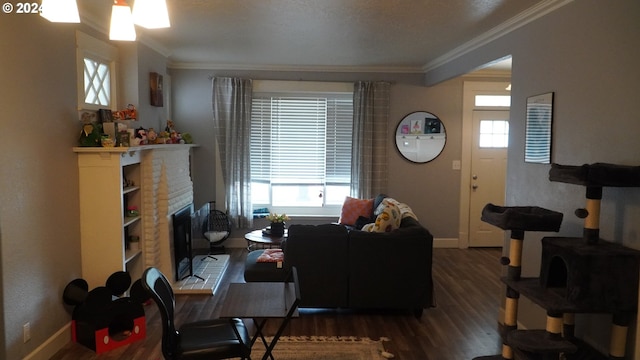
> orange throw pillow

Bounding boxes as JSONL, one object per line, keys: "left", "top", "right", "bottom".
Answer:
{"left": 339, "top": 197, "right": 374, "bottom": 226}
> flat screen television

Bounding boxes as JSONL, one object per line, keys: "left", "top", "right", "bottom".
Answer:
{"left": 172, "top": 204, "right": 194, "bottom": 281}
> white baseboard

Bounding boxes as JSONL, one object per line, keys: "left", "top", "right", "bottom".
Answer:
{"left": 434, "top": 237, "right": 459, "bottom": 248}
{"left": 24, "top": 323, "right": 71, "bottom": 360}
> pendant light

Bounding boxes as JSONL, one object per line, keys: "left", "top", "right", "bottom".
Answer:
{"left": 132, "top": 0, "right": 170, "bottom": 29}
{"left": 40, "top": 0, "right": 80, "bottom": 23}
{"left": 109, "top": 0, "right": 136, "bottom": 41}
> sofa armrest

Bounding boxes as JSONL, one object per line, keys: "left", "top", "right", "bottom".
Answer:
{"left": 347, "top": 224, "right": 434, "bottom": 310}
{"left": 283, "top": 223, "right": 350, "bottom": 308}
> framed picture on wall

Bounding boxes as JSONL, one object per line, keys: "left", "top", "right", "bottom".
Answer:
{"left": 525, "top": 92, "right": 554, "bottom": 164}
{"left": 410, "top": 119, "right": 423, "bottom": 134}
{"left": 150, "top": 72, "right": 164, "bottom": 107}
{"left": 98, "top": 109, "right": 113, "bottom": 123}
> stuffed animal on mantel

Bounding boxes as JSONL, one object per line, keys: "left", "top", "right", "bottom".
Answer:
{"left": 134, "top": 127, "right": 147, "bottom": 145}
{"left": 79, "top": 123, "right": 102, "bottom": 147}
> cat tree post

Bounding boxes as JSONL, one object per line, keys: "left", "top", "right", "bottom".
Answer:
{"left": 500, "top": 229, "right": 524, "bottom": 359}
{"left": 473, "top": 205, "right": 563, "bottom": 360}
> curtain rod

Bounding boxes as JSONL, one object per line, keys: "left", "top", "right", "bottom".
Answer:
{"left": 207, "top": 75, "right": 392, "bottom": 84}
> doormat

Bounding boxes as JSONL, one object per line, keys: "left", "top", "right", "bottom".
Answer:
{"left": 173, "top": 254, "right": 229, "bottom": 295}
{"left": 252, "top": 336, "right": 393, "bottom": 360}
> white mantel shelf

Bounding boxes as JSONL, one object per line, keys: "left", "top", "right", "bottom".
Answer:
{"left": 73, "top": 144, "right": 198, "bottom": 153}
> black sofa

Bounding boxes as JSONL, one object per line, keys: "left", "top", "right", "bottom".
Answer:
{"left": 244, "top": 216, "right": 435, "bottom": 317}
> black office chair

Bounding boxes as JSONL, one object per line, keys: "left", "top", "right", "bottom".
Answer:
{"left": 202, "top": 201, "right": 232, "bottom": 258}
{"left": 141, "top": 267, "right": 252, "bottom": 360}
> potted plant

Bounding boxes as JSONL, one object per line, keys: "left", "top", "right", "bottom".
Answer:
{"left": 266, "top": 213, "right": 289, "bottom": 237}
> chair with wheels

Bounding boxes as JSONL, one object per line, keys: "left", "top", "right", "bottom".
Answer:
{"left": 141, "top": 267, "right": 252, "bottom": 360}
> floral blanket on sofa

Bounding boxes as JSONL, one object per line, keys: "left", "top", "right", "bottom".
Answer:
{"left": 361, "top": 197, "right": 417, "bottom": 233}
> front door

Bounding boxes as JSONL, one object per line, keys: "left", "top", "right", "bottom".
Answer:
{"left": 469, "top": 110, "right": 509, "bottom": 247}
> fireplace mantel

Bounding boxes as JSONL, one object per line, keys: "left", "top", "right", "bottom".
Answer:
{"left": 75, "top": 144, "right": 197, "bottom": 287}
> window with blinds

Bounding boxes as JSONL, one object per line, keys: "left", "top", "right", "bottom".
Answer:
{"left": 251, "top": 92, "right": 353, "bottom": 214}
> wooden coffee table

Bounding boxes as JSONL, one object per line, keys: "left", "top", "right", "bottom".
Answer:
{"left": 245, "top": 229, "right": 287, "bottom": 251}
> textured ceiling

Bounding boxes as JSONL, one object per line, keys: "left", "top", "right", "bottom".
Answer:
{"left": 80, "top": 0, "right": 547, "bottom": 71}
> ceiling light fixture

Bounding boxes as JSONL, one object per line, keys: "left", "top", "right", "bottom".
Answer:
{"left": 132, "top": 0, "right": 170, "bottom": 29}
{"left": 40, "top": 0, "right": 80, "bottom": 23}
{"left": 109, "top": 0, "right": 136, "bottom": 41}
{"left": 40, "top": 0, "right": 169, "bottom": 41}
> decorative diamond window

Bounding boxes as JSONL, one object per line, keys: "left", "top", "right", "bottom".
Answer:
{"left": 83, "top": 58, "right": 111, "bottom": 106}
{"left": 479, "top": 120, "right": 509, "bottom": 148}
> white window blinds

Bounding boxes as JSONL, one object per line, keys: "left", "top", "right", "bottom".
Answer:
{"left": 251, "top": 93, "right": 353, "bottom": 187}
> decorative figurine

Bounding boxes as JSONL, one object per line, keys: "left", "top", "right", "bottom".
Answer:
{"left": 113, "top": 104, "right": 138, "bottom": 121}
{"left": 79, "top": 123, "right": 102, "bottom": 147}
{"left": 147, "top": 128, "right": 157, "bottom": 142}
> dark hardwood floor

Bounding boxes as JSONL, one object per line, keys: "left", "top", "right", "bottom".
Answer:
{"left": 51, "top": 247, "right": 503, "bottom": 360}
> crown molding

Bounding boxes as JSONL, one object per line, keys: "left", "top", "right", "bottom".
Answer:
{"left": 463, "top": 69, "right": 511, "bottom": 79}
{"left": 137, "top": 34, "right": 172, "bottom": 58}
{"left": 167, "top": 61, "right": 425, "bottom": 74}
{"left": 79, "top": 10, "right": 106, "bottom": 36}
{"left": 422, "top": 0, "right": 574, "bottom": 73}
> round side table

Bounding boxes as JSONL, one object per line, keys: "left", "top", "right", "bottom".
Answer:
{"left": 244, "top": 229, "right": 287, "bottom": 251}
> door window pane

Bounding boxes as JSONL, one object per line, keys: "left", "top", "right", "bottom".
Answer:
{"left": 475, "top": 95, "right": 511, "bottom": 107}
{"left": 479, "top": 120, "right": 509, "bottom": 148}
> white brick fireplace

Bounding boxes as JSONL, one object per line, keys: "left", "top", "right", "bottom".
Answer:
{"left": 140, "top": 145, "right": 195, "bottom": 282}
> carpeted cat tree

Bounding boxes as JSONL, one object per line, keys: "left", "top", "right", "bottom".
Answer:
{"left": 474, "top": 162, "right": 640, "bottom": 360}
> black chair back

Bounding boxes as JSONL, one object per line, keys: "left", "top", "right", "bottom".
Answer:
{"left": 141, "top": 267, "right": 179, "bottom": 359}
{"left": 281, "top": 267, "right": 302, "bottom": 326}
{"left": 289, "top": 266, "right": 302, "bottom": 314}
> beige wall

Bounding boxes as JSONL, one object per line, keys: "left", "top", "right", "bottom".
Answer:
{"left": 170, "top": 69, "right": 466, "bottom": 239}
{"left": 387, "top": 80, "right": 463, "bottom": 238}
{"left": 1, "top": 14, "right": 82, "bottom": 360}
{"left": 426, "top": 0, "right": 640, "bottom": 355}
{"left": 0, "top": 13, "right": 170, "bottom": 360}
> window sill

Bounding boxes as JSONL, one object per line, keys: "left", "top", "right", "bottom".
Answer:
{"left": 253, "top": 215, "right": 339, "bottom": 228}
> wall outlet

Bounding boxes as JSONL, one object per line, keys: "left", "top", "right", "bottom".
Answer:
{"left": 452, "top": 160, "right": 461, "bottom": 170}
{"left": 23, "top": 322, "right": 31, "bottom": 343}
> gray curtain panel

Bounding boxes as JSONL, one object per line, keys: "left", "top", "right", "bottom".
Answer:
{"left": 211, "top": 77, "right": 253, "bottom": 229}
{"left": 352, "top": 81, "right": 390, "bottom": 199}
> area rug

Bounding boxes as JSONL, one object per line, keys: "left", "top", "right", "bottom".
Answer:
{"left": 252, "top": 336, "right": 393, "bottom": 360}
{"left": 173, "top": 254, "right": 229, "bottom": 295}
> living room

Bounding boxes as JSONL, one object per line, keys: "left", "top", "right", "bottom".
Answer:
{"left": 1, "top": 0, "right": 640, "bottom": 359}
